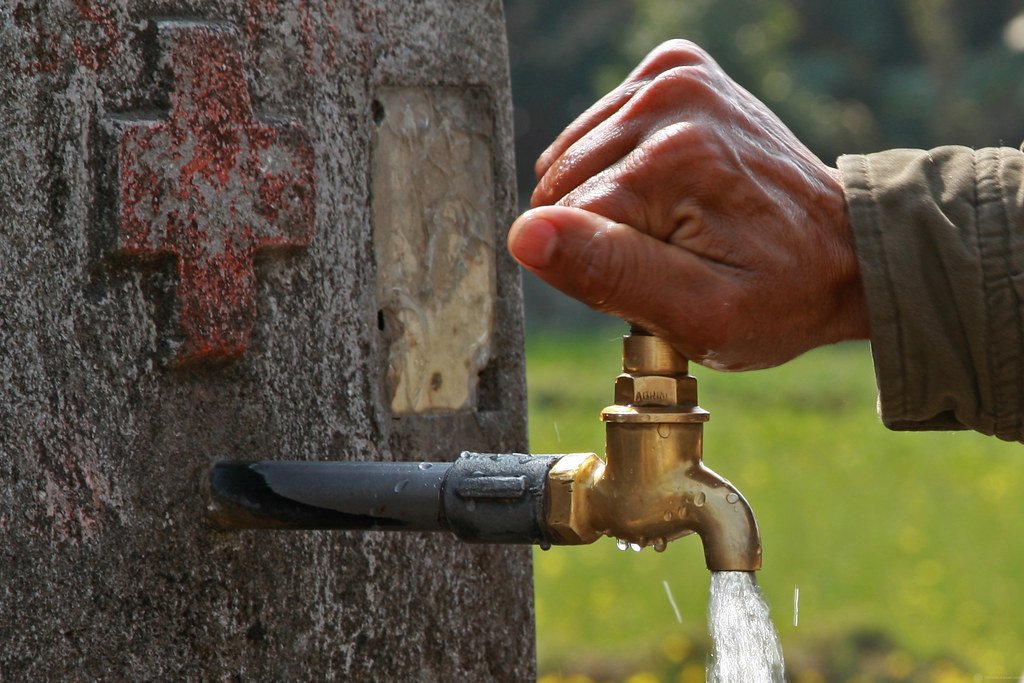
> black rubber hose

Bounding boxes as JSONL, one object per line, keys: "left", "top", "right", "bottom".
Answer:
{"left": 209, "top": 453, "right": 561, "bottom": 545}
{"left": 209, "top": 460, "right": 451, "bottom": 531}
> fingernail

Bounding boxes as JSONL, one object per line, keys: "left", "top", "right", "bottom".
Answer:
{"left": 508, "top": 216, "right": 557, "bottom": 269}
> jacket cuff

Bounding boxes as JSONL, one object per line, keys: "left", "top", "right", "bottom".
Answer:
{"left": 838, "top": 147, "right": 1024, "bottom": 441}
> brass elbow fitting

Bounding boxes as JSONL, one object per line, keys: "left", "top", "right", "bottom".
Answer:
{"left": 544, "top": 331, "right": 762, "bottom": 571}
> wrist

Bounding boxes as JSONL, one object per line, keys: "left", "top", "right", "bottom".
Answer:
{"left": 824, "top": 166, "right": 870, "bottom": 343}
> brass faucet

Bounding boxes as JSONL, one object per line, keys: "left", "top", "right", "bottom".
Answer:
{"left": 543, "top": 329, "right": 762, "bottom": 571}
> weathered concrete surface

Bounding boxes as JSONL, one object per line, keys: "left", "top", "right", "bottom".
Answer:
{"left": 373, "top": 86, "right": 498, "bottom": 414}
{"left": 0, "top": 2, "right": 529, "bottom": 680}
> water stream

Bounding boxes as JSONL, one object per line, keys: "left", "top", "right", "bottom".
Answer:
{"left": 707, "top": 571, "right": 786, "bottom": 682}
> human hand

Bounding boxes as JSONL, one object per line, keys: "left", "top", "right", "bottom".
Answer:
{"left": 508, "top": 40, "right": 868, "bottom": 370}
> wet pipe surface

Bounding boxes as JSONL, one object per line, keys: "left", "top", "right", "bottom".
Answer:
{"left": 108, "top": 19, "right": 315, "bottom": 366}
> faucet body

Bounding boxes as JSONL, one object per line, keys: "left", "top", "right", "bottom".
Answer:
{"left": 543, "top": 332, "right": 761, "bottom": 570}
{"left": 208, "top": 331, "right": 762, "bottom": 571}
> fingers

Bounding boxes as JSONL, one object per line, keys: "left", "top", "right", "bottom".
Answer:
{"left": 506, "top": 205, "right": 729, "bottom": 357}
{"left": 532, "top": 81, "right": 645, "bottom": 183}
{"left": 530, "top": 110, "right": 648, "bottom": 209}
{"left": 533, "top": 40, "right": 716, "bottom": 186}
{"left": 533, "top": 65, "right": 731, "bottom": 211}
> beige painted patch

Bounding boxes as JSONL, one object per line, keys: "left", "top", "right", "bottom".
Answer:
{"left": 372, "top": 87, "right": 496, "bottom": 414}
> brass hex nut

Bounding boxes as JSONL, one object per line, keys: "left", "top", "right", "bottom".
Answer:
{"left": 613, "top": 373, "right": 697, "bottom": 407}
{"left": 545, "top": 453, "right": 602, "bottom": 545}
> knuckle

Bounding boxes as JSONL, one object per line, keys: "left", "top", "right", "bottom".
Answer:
{"left": 631, "top": 65, "right": 719, "bottom": 114}
{"left": 560, "top": 179, "right": 645, "bottom": 234}
{"left": 658, "top": 65, "right": 716, "bottom": 96}
{"left": 642, "top": 120, "right": 719, "bottom": 161}
{"left": 643, "top": 39, "right": 711, "bottom": 73}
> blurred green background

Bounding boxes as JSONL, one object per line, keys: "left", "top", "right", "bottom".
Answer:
{"left": 503, "top": 1, "right": 1024, "bottom": 680}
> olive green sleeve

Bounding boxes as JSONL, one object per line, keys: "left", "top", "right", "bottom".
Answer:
{"left": 838, "top": 146, "right": 1024, "bottom": 442}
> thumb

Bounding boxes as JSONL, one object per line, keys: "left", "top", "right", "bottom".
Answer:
{"left": 507, "top": 205, "right": 710, "bottom": 334}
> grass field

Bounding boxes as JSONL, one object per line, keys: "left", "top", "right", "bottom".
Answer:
{"left": 526, "top": 329, "right": 1024, "bottom": 682}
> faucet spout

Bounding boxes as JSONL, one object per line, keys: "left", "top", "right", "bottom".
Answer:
{"left": 686, "top": 464, "right": 762, "bottom": 571}
{"left": 542, "top": 331, "right": 762, "bottom": 570}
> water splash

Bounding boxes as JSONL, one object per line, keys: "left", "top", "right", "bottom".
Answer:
{"left": 662, "top": 580, "right": 682, "bottom": 624}
{"left": 707, "top": 571, "right": 785, "bottom": 683}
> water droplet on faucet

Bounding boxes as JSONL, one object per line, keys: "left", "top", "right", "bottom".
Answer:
{"left": 629, "top": 542, "right": 643, "bottom": 552}
{"left": 726, "top": 492, "right": 739, "bottom": 504}
{"left": 694, "top": 492, "right": 706, "bottom": 507}
{"left": 663, "top": 511, "right": 673, "bottom": 521}
{"left": 653, "top": 538, "right": 668, "bottom": 553}
{"left": 616, "top": 539, "right": 628, "bottom": 551}
{"left": 393, "top": 479, "right": 409, "bottom": 493}
{"left": 418, "top": 462, "right": 432, "bottom": 470}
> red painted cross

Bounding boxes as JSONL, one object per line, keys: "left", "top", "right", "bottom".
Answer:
{"left": 110, "top": 19, "right": 315, "bottom": 366}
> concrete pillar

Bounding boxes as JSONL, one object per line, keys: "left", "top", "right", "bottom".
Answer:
{"left": 0, "top": 2, "right": 530, "bottom": 679}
